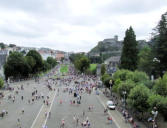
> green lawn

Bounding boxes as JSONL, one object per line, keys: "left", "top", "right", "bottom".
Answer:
{"left": 60, "top": 65, "right": 69, "bottom": 73}
{"left": 89, "top": 64, "right": 97, "bottom": 71}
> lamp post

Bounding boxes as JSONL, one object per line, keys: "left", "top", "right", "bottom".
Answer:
{"left": 122, "top": 91, "right": 127, "bottom": 110}
{"left": 109, "top": 80, "right": 112, "bottom": 95}
{"left": 152, "top": 107, "right": 158, "bottom": 128}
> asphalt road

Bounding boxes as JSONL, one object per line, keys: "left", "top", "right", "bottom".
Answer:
{"left": 45, "top": 76, "right": 117, "bottom": 128}
{"left": 0, "top": 66, "right": 118, "bottom": 128}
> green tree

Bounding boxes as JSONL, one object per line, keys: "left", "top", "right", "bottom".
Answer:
{"left": 26, "top": 50, "right": 43, "bottom": 73}
{"left": 101, "top": 73, "right": 112, "bottom": 88}
{"left": 25, "top": 56, "right": 36, "bottom": 73}
{"left": 9, "top": 44, "right": 16, "bottom": 47}
{"left": 43, "top": 60, "right": 51, "bottom": 71}
{"left": 112, "top": 69, "right": 133, "bottom": 81}
{"left": 147, "top": 94, "right": 164, "bottom": 112}
{"left": 137, "top": 46, "right": 153, "bottom": 75}
{"left": 69, "top": 53, "right": 85, "bottom": 64}
{"left": 155, "top": 12, "right": 167, "bottom": 76}
{"left": 117, "top": 80, "right": 136, "bottom": 98}
{"left": 75, "top": 56, "right": 90, "bottom": 73}
{"left": 132, "top": 71, "right": 149, "bottom": 84}
{"left": 153, "top": 73, "right": 167, "bottom": 97}
{"left": 0, "top": 42, "right": 5, "bottom": 49}
{"left": 47, "top": 57, "right": 57, "bottom": 68}
{"left": 101, "top": 64, "right": 106, "bottom": 75}
{"left": 0, "top": 77, "right": 4, "bottom": 88}
{"left": 147, "top": 94, "right": 167, "bottom": 120}
{"left": 128, "top": 85, "right": 150, "bottom": 113}
{"left": 4, "top": 52, "right": 30, "bottom": 79}
{"left": 120, "top": 26, "right": 138, "bottom": 71}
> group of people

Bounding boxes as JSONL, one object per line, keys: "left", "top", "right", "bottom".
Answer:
{"left": 0, "top": 65, "right": 113, "bottom": 128}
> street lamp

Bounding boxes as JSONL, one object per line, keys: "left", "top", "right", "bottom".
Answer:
{"left": 151, "top": 107, "right": 158, "bottom": 128}
{"left": 109, "top": 80, "right": 113, "bottom": 96}
{"left": 122, "top": 91, "right": 127, "bottom": 110}
{"left": 109, "top": 80, "right": 112, "bottom": 89}
{"left": 153, "top": 58, "right": 160, "bottom": 63}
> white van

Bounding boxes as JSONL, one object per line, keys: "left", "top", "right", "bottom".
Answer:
{"left": 106, "top": 101, "right": 116, "bottom": 110}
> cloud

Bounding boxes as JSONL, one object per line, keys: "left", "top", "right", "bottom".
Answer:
{"left": 0, "top": 0, "right": 166, "bottom": 52}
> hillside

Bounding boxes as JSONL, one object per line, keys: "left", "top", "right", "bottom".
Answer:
{"left": 88, "top": 36, "right": 149, "bottom": 63}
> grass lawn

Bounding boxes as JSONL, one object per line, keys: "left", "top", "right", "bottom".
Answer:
{"left": 89, "top": 64, "right": 97, "bottom": 71}
{"left": 60, "top": 65, "right": 69, "bottom": 74}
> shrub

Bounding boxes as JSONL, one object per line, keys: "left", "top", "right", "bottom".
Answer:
{"left": 147, "top": 94, "right": 164, "bottom": 112}
{"left": 127, "top": 85, "right": 150, "bottom": 113}
{"left": 112, "top": 78, "right": 122, "bottom": 93}
{"left": 117, "top": 80, "right": 136, "bottom": 98}
{"left": 101, "top": 73, "right": 112, "bottom": 88}
{"left": 132, "top": 71, "right": 149, "bottom": 83}
{"left": 112, "top": 69, "right": 133, "bottom": 81}
{"left": 153, "top": 73, "right": 167, "bottom": 97}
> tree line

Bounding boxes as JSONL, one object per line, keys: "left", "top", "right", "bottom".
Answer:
{"left": 4, "top": 50, "right": 57, "bottom": 81}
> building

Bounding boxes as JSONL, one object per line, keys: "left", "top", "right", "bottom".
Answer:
{"left": 38, "top": 48, "right": 56, "bottom": 60}
{"left": 56, "top": 52, "right": 65, "bottom": 61}
{"left": 19, "top": 46, "right": 36, "bottom": 54}
{"left": 0, "top": 50, "right": 8, "bottom": 78}
{"left": 104, "top": 56, "right": 120, "bottom": 74}
{"left": 103, "top": 35, "right": 118, "bottom": 43}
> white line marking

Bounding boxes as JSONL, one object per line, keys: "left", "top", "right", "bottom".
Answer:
{"left": 30, "top": 91, "right": 51, "bottom": 128}
{"left": 97, "top": 96, "right": 121, "bottom": 128}
{"left": 43, "top": 90, "right": 57, "bottom": 126}
{"left": 30, "top": 104, "right": 44, "bottom": 128}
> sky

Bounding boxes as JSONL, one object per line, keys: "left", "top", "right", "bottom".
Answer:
{"left": 0, "top": 0, "right": 167, "bottom": 52}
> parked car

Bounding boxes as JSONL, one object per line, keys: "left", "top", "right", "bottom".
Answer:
{"left": 106, "top": 101, "right": 116, "bottom": 110}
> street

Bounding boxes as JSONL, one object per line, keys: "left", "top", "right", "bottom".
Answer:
{"left": 0, "top": 65, "right": 119, "bottom": 128}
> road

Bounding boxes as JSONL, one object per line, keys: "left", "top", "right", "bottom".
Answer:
{"left": 0, "top": 65, "right": 120, "bottom": 128}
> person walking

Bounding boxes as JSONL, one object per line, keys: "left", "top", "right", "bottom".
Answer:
{"left": 83, "top": 110, "right": 85, "bottom": 117}
{"left": 48, "top": 111, "right": 51, "bottom": 119}
{"left": 22, "top": 108, "right": 24, "bottom": 114}
{"left": 108, "top": 116, "right": 112, "bottom": 124}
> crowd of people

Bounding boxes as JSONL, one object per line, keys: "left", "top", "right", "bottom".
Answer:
{"left": 0, "top": 64, "right": 116, "bottom": 128}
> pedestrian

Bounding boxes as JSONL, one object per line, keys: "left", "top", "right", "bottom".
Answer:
{"left": 13, "top": 97, "right": 15, "bottom": 103}
{"left": 87, "top": 121, "right": 90, "bottom": 128}
{"left": 42, "top": 125, "right": 48, "bottom": 128}
{"left": 60, "top": 100, "right": 62, "bottom": 104}
{"left": 48, "top": 111, "right": 51, "bottom": 119}
{"left": 17, "top": 118, "right": 21, "bottom": 127}
{"left": 45, "top": 112, "right": 47, "bottom": 118}
{"left": 76, "top": 117, "right": 79, "bottom": 126}
{"left": 86, "top": 116, "right": 89, "bottom": 122}
{"left": 73, "top": 115, "right": 76, "bottom": 123}
{"left": 22, "top": 108, "right": 24, "bottom": 114}
{"left": 83, "top": 110, "right": 85, "bottom": 117}
{"left": 70, "top": 100, "right": 72, "bottom": 105}
{"left": 21, "top": 96, "right": 23, "bottom": 100}
{"left": 108, "top": 116, "right": 112, "bottom": 124}
{"left": 28, "top": 99, "right": 31, "bottom": 104}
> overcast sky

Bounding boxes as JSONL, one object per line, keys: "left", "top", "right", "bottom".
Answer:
{"left": 0, "top": 0, "right": 167, "bottom": 52}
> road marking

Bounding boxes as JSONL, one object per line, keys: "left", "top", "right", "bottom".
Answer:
{"left": 43, "top": 90, "right": 57, "bottom": 126}
{"left": 30, "top": 91, "right": 51, "bottom": 128}
{"left": 30, "top": 104, "right": 44, "bottom": 128}
{"left": 97, "top": 95, "right": 121, "bottom": 128}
